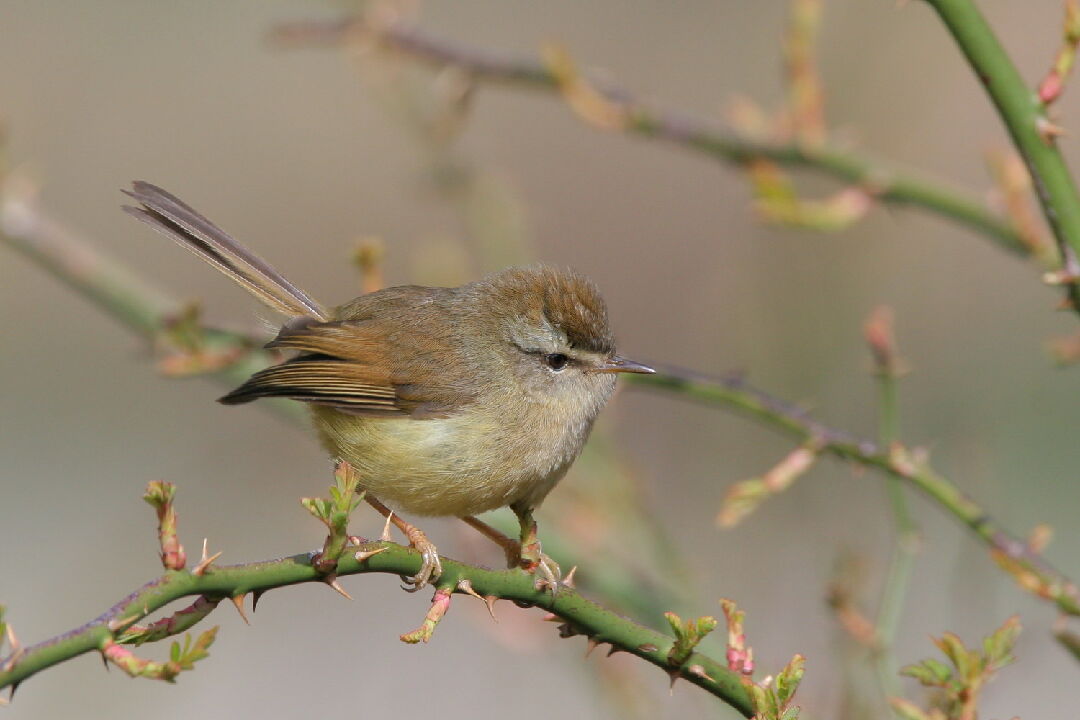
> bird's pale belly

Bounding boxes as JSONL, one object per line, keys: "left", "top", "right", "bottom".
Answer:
{"left": 309, "top": 405, "right": 583, "bottom": 517}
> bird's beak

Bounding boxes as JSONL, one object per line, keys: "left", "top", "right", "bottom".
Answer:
{"left": 594, "top": 355, "right": 655, "bottom": 374}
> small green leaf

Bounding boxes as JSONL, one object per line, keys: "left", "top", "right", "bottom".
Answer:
{"left": 776, "top": 653, "right": 805, "bottom": 705}
{"left": 922, "top": 658, "right": 952, "bottom": 684}
{"left": 984, "top": 615, "right": 1020, "bottom": 668}
{"left": 900, "top": 662, "right": 941, "bottom": 687}
{"left": 748, "top": 683, "right": 772, "bottom": 715}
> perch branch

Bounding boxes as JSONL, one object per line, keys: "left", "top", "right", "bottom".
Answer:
{"left": 0, "top": 536, "right": 754, "bottom": 714}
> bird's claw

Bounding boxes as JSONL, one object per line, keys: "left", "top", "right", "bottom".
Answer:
{"left": 532, "top": 553, "right": 562, "bottom": 594}
{"left": 401, "top": 526, "right": 442, "bottom": 592}
{"left": 518, "top": 539, "right": 562, "bottom": 595}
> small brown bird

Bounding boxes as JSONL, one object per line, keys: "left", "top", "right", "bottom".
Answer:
{"left": 123, "top": 181, "right": 652, "bottom": 588}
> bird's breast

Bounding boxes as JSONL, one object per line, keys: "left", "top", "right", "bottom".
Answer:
{"left": 309, "top": 399, "right": 594, "bottom": 517}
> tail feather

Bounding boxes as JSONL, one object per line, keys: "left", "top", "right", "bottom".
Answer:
{"left": 123, "top": 181, "right": 327, "bottom": 320}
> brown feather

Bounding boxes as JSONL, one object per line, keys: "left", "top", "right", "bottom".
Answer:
{"left": 123, "top": 181, "right": 326, "bottom": 320}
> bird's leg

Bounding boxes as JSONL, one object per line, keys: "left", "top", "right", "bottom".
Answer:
{"left": 364, "top": 494, "right": 442, "bottom": 591}
{"left": 460, "top": 509, "right": 561, "bottom": 590}
{"left": 460, "top": 515, "right": 521, "bottom": 568}
{"left": 511, "top": 503, "right": 561, "bottom": 591}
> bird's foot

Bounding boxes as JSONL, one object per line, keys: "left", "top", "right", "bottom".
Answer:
{"left": 518, "top": 538, "right": 562, "bottom": 593}
{"left": 401, "top": 524, "right": 443, "bottom": 592}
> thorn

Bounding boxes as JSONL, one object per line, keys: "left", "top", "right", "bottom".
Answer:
{"left": 484, "top": 595, "right": 499, "bottom": 622}
{"left": 541, "top": 612, "right": 561, "bottom": 623}
{"left": 381, "top": 512, "right": 394, "bottom": 542}
{"left": 251, "top": 589, "right": 266, "bottom": 613}
{"left": 1037, "top": 115, "right": 1066, "bottom": 144}
{"left": 637, "top": 643, "right": 659, "bottom": 653}
{"left": 0, "top": 650, "right": 22, "bottom": 674}
{"left": 686, "top": 664, "right": 715, "bottom": 682}
{"left": 668, "top": 669, "right": 681, "bottom": 694}
{"left": 0, "top": 628, "right": 22, "bottom": 672}
{"left": 454, "top": 578, "right": 492, "bottom": 617}
{"left": 607, "top": 645, "right": 623, "bottom": 657}
{"left": 585, "top": 637, "right": 600, "bottom": 657}
{"left": 107, "top": 614, "right": 140, "bottom": 632}
{"left": 562, "top": 565, "right": 578, "bottom": 588}
{"left": 5, "top": 625, "right": 19, "bottom": 654}
{"left": 231, "top": 594, "right": 250, "bottom": 625}
{"left": 325, "top": 576, "right": 353, "bottom": 600}
{"left": 191, "top": 537, "right": 223, "bottom": 576}
{"left": 354, "top": 545, "right": 389, "bottom": 562}
{"left": 347, "top": 535, "right": 364, "bottom": 547}
{"left": 557, "top": 623, "right": 584, "bottom": 639}
{"left": 8, "top": 682, "right": 19, "bottom": 701}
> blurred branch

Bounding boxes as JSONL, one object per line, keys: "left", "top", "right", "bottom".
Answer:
{"left": 628, "top": 369, "right": 1080, "bottom": 618}
{"left": 271, "top": 17, "right": 1034, "bottom": 259}
{"left": 864, "top": 307, "right": 919, "bottom": 705}
{"left": 922, "top": 0, "right": 1080, "bottom": 314}
{"left": 0, "top": 483, "right": 755, "bottom": 715}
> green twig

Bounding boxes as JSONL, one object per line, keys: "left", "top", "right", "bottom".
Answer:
{"left": 628, "top": 369, "right": 1080, "bottom": 618}
{"left": 922, "top": 0, "right": 1080, "bottom": 312}
{"left": 270, "top": 18, "right": 1032, "bottom": 259}
{"left": 864, "top": 309, "right": 918, "bottom": 706}
{"left": 0, "top": 539, "right": 754, "bottom": 714}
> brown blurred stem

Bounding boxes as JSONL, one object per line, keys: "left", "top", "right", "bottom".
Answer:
{"left": 271, "top": 18, "right": 1032, "bottom": 259}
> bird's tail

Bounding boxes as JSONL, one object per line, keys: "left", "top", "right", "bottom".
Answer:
{"left": 123, "top": 181, "right": 327, "bottom": 321}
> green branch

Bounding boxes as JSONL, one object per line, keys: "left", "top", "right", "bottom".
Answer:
{"left": 922, "top": 0, "right": 1080, "bottom": 310}
{"left": 0, "top": 535, "right": 753, "bottom": 714}
{"left": 270, "top": 18, "right": 1031, "bottom": 258}
{"left": 627, "top": 370, "right": 1080, "bottom": 618}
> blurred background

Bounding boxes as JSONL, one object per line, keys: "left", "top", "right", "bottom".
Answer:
{"left": 2, "top": 1, "right": 1079, "bottom": 717}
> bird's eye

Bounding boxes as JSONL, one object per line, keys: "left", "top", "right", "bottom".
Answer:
{"left": 543, "top": 353, "right": 569, "bottom": 371}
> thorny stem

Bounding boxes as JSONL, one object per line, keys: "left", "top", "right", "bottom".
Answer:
{"left": 922, "top": 0, "right": 1080, "bottom": 314}
{"left": 0, "top": 542, "right": 754, "bottom": 715}
{"left": 270, "top": 18, "right": 1033, "bottom": 259}
{"left": 629, "top": 369, "right": 1080, "bottom": 618}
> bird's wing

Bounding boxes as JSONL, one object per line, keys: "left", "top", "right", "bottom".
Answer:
{"left": 218, "top": 317, "right": 477, "bottom": 418}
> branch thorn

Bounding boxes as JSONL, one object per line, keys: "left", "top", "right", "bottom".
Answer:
{"left": 325, "top": 575, "right": 353, "bottom": 600}
{"left": 191, "top": 538, "right": 223, "bottom": 577}
{"left": 483, "top": 595, "right": 499, "bottom": 622}
{"left": 380, "top": 512, "right": 394, "bottom": 542}
{"left": 585, "top": 637, "right": 600, "bottom": 657}
{"left": 454, "top": 578, "right": 492, "bottom": 620}
{"left": 562, "top": 565, "right": 578, "bottom": 588}
{"left": 231, "top": 594, "right": 250, "bottom": 625}
{"left": 251, "top": 589, "right": 266, "bottom": 613}
{"left": 354, "top": 545, "right": 389, "bottom": 562}
{"left": 107, "top": 614, "right": 140, "bottom": 633}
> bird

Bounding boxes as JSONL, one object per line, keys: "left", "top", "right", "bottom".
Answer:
{"left": 123, "top": 181, "right": 653, "bottom": 589}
